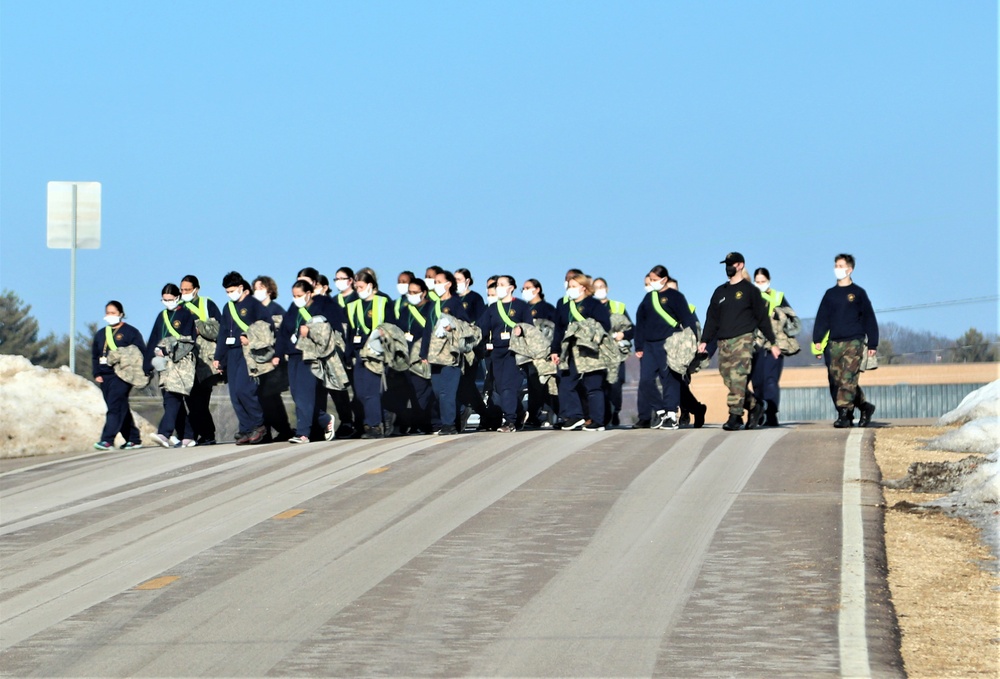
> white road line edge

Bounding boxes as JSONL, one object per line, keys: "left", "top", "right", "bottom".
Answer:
{"left": 839, "top": 427, "right": 872, "bottom": 679}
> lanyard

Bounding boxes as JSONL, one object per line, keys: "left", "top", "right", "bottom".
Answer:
{"left": 105, "top": 325, "right": 119, "bottom": 352}
{"left": 408, "top": 304, "right": 427, "bottom": 329}
{"left": 496, "top": 301, "right": 516, "bottom": 328}
{"left": 227, "top": 301, "right": 250, "bottom": 332}
{"left": 569, "top": 300, "right": 585, "bottom": 322}
{"left": 161, "top": 310, "right": 181, "bottom": 339}
{"left": 350, "top": 297, "right": 385, "bottom": 334}
{"left": 650, "top": 291, "right": 678, "bottom": 327}
{"left": 184, "top": 297, "right": 209, "bottom": 322}
{"left": 761, "top": 289, "right": 784, "bottom": 316}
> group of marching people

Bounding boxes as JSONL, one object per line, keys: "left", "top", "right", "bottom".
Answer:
{"left": 91, "top": 252, "right": 878, "bottom": 450}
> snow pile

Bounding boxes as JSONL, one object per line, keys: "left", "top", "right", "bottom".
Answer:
{"left": 937, "top": 379, "right": 1000, "bottom": 425}
{"left": 0, "top": 354, "right": 154, "bottom": 458}
{"left": 927, "top": 417, "right": 1000, "bottom": 455}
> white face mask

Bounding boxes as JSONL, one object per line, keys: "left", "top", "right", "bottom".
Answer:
{"left": 649, "top": 280, "right": 664, "bottom": 292}
{"left": 396, "top": 283, "right": 409, "bottom": 296}
{"left": 495, "top": 286, "right": 511, "bottom": 300}
{"left": 755, "top": 282, "right": 770, "bottom": 292}
{"left": 253, "top": 289, "right": 269, "bottom": 302}
{"left": 424, "top": 277, "right": 437, "bottom": 290}
{"left": 644, "top": 284, "right": 653, "bottom": 293}
{"left": 334, "top": 279, "right": 351, "bottom": 292}
{"left": 227, "top": 290, "right": 243, "bottom": 302}
{"left": 566, "top": 286, "right": 583, "bottom": 300}
{"left": 456, "top": 282, "right": 469, "bottom": 295}
{"left": 407, "top": 293, "right": 422, "bottom": 305}
{"left": 521, "top": 288, "right": 536, "bottom": 302}
{"left": 162, "top": 299, "right": 179, "bottom": 310}
{"left": 433, "top": 283, "right": 447, "bottom": 297}
{"left": 180, "top": 292, "right": 196, "bottom": 302}
{"left": 104, "top": 314, "right": 121, "bottom": 326}
{"left": 834, "top": 268, "right": 849, "bottom": 281}
{"left": 292, "top": 295, "right": 309, "bottom": 308}
{"left": 486, "top": 295, "right": 497, "bottom": 305}
{"left": 357, "top": 286, "right": 373, "bottom": 300}
{"left": 594, "top": 289, "right": 608, "bottom": 300}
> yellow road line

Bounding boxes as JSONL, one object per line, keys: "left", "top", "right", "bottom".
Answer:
{"left": 272, "top": 509, "right": 305, "bottom": 520}
{"left": 367, "top": 466, "right": 390, "bottom": 474}
{"left": 134, "top": 576, "right": 179, "bottom": 590}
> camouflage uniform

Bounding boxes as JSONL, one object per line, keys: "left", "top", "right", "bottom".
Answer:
{"left": 717, "top": 333, "right": 756, "bottom": 416}
{"left": 826, "top": 339, "right": 866, "bottom": 408}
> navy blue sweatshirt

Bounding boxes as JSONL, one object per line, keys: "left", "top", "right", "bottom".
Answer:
{"left": 393, "top": 300, "right": 431, "bottom": 347}
{"left": 92, "top": 323, "right": 147, "bottom": 378}
{"left": 459, "top": 290, "right": 486, "bottom": 327}
{"left": 551, "top": 295, "right": 612, "bottom": 355}
{"left": 477, "top": 298, "right": 531, "bottom": 355}
{"left": 276, "top": 294, "right": 340, "bottom": 357}
{"left": 813, "top": 283, "right": 878, "bottom": 347}
{"left": 634, "top": 289, "right": 695, "bottom": 352}
{"left": 527, "top": 298, "right": 557, "bottom": 324}
{"left": 420, "top": 295, "right": 471, "bottom": 360}
{"left": 214, "top": 295, "right": 270, "bottom": 361}
{"left": 701, "top": 278, "right": 776, "bottom": 344}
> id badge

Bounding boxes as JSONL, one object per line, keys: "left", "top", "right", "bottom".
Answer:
{"left": 500, "top": 331, "right": 510, "bottom": 341}
{"left": 226, "top": 336, "right": 236, "bottom": 345}
{"left": 486, "top": 342, "right": 494, "bottom": 351}
{"left": 99, "top": 356, "right": 108, "bottom": 365}
{"left": 404, "top": 332, "right": 414, "bottom": 342}
{"left": 291, "top": 334, "right": 298, "bottom": 345}
{"left": 353, "top": 334, "right": 362, "bottom": 345}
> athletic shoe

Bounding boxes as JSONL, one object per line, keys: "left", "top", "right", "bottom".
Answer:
{"left": 722, "top": 414, "right": 743, "bottom": 431}
{"left": 246, "top": 426, "right": 267, "bottom": 445}
{"left": 234, "top": 431, "right": 251, "bottom": 445}
{"left": 152, "top": 433, "right": 172, "bottom": 448}
{"left": 858, "top": 402, "right": 876, "bottom": 428}
{"left": 582, "top": 424, "right": 606, "bottom": 432}
{"left": 93, "top": 441, "right": 113, "bottom": 451}
{"left": 659, "top": 412, "right": 679, "bottom": 430}
{"left": 168, "top": 435, "right": 181, "bottom": 448}
{"left": 651, "top": 410, "right": 668, "bottom": 429}
{"left": 631, "top": 419, "right": 651, "bottom": 429}
{"left": 498, "top": 424, "right": 516, "bottom": 433}
{"left": 361, "top": 425, "right": 384, "bottom": 439}
{"left": 562, "top": 418, "right": 586, "bottom": 431}
{"left": 120, "top": 441, "right": 143, "bottom": 450}
{"left": 436, "top": 425, "right": 458, "bottom": 436}
{"left": 459, "top": 408, "right": 473, "bottom": 433}
{"left": 288, "top": 435, "right": 310, "bottom": 444}
{"left": 334, "top": 424, "right": 355, "bottom": 439}
{"left": 322, "top": 415, "right": 336, "bottom": 441}
{"left": 611, "top": 413, "right": 621, "bottom": 427}
{"left": 181, "top": 439, "right": 197, "bottom": 447}
{"left": 539, "top": 421, "right": 554, "bottom": 430}
{"left": 745, "top": 400, "right": 766, "bottom": 430}
{"left": 196, "top": 438, "right": 217, "bottom": 446}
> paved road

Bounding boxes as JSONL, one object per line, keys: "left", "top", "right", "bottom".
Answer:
{"left": 0, "top": 425, "right": 902, "bottom": 677}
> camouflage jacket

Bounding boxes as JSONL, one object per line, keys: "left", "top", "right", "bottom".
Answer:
{"left": 107, "top": 344, "right": 151, "bottom": 388}
{"left": 157, "top": 335, "right": 196, "bottom": 395}
{"left": 360, "top": 323, "right": 412, "bottom": 376}
{"left": 510, "top": 320, "right": 558, "bottom": 394}
{"left": 609, "top": 312, "right": 633, "bottom": 363}
{"left": 193, "top": 317, "right": 222, "bottom": 381}
{"left": 559, "top": 318, "right": 619, "bottom": 381}
{"left": 298, "top": 318, "right": 350, "bottom": 391}
{"left": 665, "top": 326, "right": 699, "bottom": 374}
{"left": 754, "top": 305, "right": 802, "bottom": 356}
{"left": 426, "top": 315, "right": 482, "bottom": 371}
{"left": 243, "top": 320, "right": 277, "bottom": 378}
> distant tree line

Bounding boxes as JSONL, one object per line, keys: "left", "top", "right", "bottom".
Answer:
{"left": 0, "top": 290, "right": 95, "bottom": 378}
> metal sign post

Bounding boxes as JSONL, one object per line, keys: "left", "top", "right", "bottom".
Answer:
{"left": 47, "top": 181, "right": 101, "bottom": 373}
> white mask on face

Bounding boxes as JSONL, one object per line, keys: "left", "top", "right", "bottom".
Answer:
{"left": 253, "top": 289, "right": 268, "bottom": 302}
{"left": 566, "top": 286, "right": 582, "bottom": 300}
{"left": 424, "top": 277, "right": 437, "bottom": 290}
{"left": 334, "top": 279, "right": 351, "bottom": 292}
{"left": 755, "top": 282, "right": 770, "bottom": 292}
{"left": 181, "top": 292, "right": 195, "bottom": 302}
{"left": 104, "top": 314, "right": 121, "bottom": 326}
{"left": 521, "top": 288, "right": 536, "bottom": 302}
{"left": 495, "top": 286, "right": 511, "bottom": 300}
{"left": 163, "top": 299, "right": 179, "bottom": 310}
{"left": 649, "top": 280, "right": 664, "bottom": 292}
{"left": 227, "top": 290, "right": 242, "bottom": 302}
{"left": 433, "top": 283, "right": 447, "bottom": 297}
{"left": 396, "top": 283, "right": 409, "bottom": 296}
{"left": 594, "top": 289, "right": 608, "bottom": 300}
{"left": 293, "top": 295, "right": 308, "bottom": 308}
{"left": 357, "top": 286, "right": 373, "bottom": 300}
{"left": 834, "top": 268, "right": 849, "bottom": 281}
{"left": 486, "top": 295, "right": 497, "bottom": 306}
{"left": 644, "top": 284, "right": 654, "bottom": 293}
{"left": 407, "top": 293, "right": 422, "bottom": 305}
{"left": 456, "top": 282, "right": 469, "bottom": 295}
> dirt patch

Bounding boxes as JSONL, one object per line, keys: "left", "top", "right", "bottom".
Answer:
{"left": 875, "top": 426, "right": 999, "bottom": 678}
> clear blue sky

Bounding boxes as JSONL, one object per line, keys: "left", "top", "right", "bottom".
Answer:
{"left": 2, "top": 1, "right": 996, "bottom": 345}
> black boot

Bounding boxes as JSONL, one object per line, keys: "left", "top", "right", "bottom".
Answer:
{"left": 361, "top": 424, "right": 384, "bottom": 439}
{"left": 693, "top": 402, "right": 707, "bottom": 429}
{"left": 765, "top": 401, "right": 779, "bottom": 427}
{"left": 858, "top": 402, "right": 876, "bottom": 428}
{"left": 745, "top": 400, "right": 766, "bottom": 430}
{"left": 834, "top": 407, "right": 855, "bottom": 428}
{"left": 722, "top": 413, "right": 743, "bottom": 431}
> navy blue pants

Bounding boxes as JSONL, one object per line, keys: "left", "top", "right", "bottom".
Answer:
{"left": 224, "top": 348, "right": 263, "bottom": 433}
{"left": 288, "top": 355, "right": 322, "bottom": 437}
{"left": 559, "top": 361, "right": 606, "bottom": 426}
{"left": 159, "top": 391, "right": 193, "bottom": 439}
{"left": 431, "top": 365, "right": 462, "bottom": 427}
{"left": 491, "top": 349, "right": 523, "bottom": 425}
{"left": 751, "top": 348, "right": 784, "bottom": 409}
{"left": 185, "top": 376, "right": 216, "bottom": 441}
{"left": 404, "top": 373, "right": 434, "bottom": 432}
{"left": 639, "top": 342, "right": 681, "bottom": 412}
{"left": 100, "top": 373, "right": 140, "bottom": 444}
{"left": 353, "top": 357, "right": 383, "bottom": 428}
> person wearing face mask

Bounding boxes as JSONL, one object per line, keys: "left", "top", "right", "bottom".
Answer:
{"left": 179, "top": 275, "right": 224, "bottom": 446}
{"left": 213, "top": 272, "right": 270, "bottom": 445}
{"left": 424, "top": 265, "right": 444, "bottom": 302}
{"left": 749, "top": 268, "right": 792, "bottom": 427}
{"left": 454, "top": 268, "right": 489, "bottom": 430}
{"left": 476, "top": 275, "right": 530, "bottom": 433}
{"left": 813, "top": 253, "right": 879, "bottom": 428}
{"left": 331, "top": 267, "right": 357, "bottom": 313}
{"left": 520, "top": 279, "right": 557, "bottom": 427}
{"left": 593, "top": 277, "right": 634, "bottom": 427}
{"left": 698, "top": 252, "right": 780, "bottom": 431}
{"left": 251, "top": 275, "right": 293, "bottom": 443}
{"left": 277, "top": 279, "right": 331, "bottom": 443}
{"left": 389, "top": 278, "right": 435, "bottom": 434}
{"left": 314, "top": 274, "right": 331, "bottom": 297}
{"left": 634, "top": 266, "right": 696, "bottom": 430}
{"left": 392, "top": 271, "right": 416, "bottom": 320}
{"left": 420, "top": 270, "right": 472, "bottom": 435}
{"left": 550, "top": 274, "right": 612, "bottom": 432}
{"left": 346, "top": 268, "right": 390, "bottom": 438}
{"left": 92, "top": 301, "right": 147, "bottom": 451}
{"left": 146, "top": 284, "right": 197, "bottom": 448}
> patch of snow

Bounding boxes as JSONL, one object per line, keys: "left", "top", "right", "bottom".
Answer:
{"left": 0, "top": 354, "right": 154, "bottom": 458}
{"left": 927, "top": 417, "right": 1000, "bottom": 455}
{"left": 937, "top": 378, "right": 1000, "bottom": 425}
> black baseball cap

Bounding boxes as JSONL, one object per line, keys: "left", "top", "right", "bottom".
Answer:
{"left": 720, "top": 252, "right": 745, "bottom": 265}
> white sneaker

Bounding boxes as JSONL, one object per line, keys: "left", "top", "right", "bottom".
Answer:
{"left": 168, "top": 435, "right": 181, "bottom": 448}
{"left": 288, "top": 435, "right": 310, "bottom": 444}
{"left": 152, "top": 434, "right": 172, "bottom": 448}
{"left": 562, "top": 418, "right": 586, "bottom": 431}
{"left": 661, "top": 412, "right": 679, "bottom": 430}
{"left": 181, "top": 439, "right": 197, "bottom": 447}
{"left": 651, "top": 410, "right": 667, "bottom": 429}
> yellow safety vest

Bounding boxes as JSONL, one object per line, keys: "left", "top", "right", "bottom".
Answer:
{"left": 761, "top": 289, "right": 784, "bottom": 316}
{"left": 348, "top": 296, "right": 387, "bottom": 334}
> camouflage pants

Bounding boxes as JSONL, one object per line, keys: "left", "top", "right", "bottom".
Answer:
{"left": 718, "top": 333, "right": 756, "bottom": 416}
{"left": 827, "top": 339, "right": 865, "bottom": 408}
